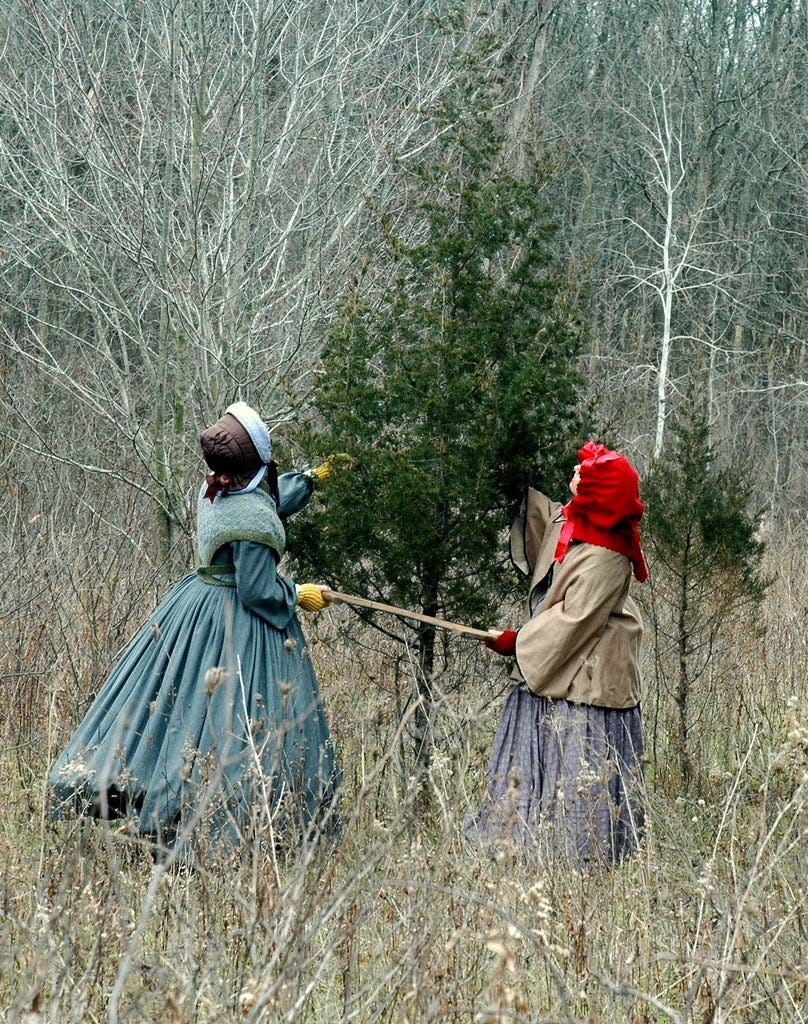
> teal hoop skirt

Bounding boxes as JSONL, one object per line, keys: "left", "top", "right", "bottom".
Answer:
{"left": 49, "top": 491, "right": 340, "bottom": 850}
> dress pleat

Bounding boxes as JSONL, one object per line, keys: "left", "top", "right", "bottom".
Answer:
{"left": 465, "top": 687, "right": 645, "bottom": 866}
{"left": 50, "top": 570, "right": 339, "bottom": 848}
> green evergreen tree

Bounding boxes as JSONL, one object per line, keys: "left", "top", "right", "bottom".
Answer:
{"left": 292, "top": 41, "right": 584, "bottom": 771}
{"left": 643, "top": 396, "right": 771, "bottom": 793}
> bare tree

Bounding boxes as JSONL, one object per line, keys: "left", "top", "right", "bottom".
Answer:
{"left": 610, "top": 80, "right": 742, "bottom": 458}
{"left": 500, "top": 0, "right": 806, "bottom": 491}
{"left": 0, "top": 0, "right": 493, "bottom": 557}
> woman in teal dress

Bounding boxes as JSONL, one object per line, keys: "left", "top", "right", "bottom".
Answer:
{"left": 49, "top": 402, "right": 340, "bottom": 853}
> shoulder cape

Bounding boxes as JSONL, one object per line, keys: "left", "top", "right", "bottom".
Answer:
{"left": 196, "top": 483, "right": 286, "bottom": 566}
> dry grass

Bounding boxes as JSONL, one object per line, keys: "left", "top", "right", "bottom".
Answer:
{"left": 0, "top": 492, "right": 805, "bottom": 1023}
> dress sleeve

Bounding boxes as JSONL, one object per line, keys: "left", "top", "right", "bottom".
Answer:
{"left": 276, "top": 471, "right": 315, "bottom": 519}
{"left": 510, "top": 488, "right": 561, "bottom": 577}
{"left": 231, "top": 540, "right": 298, "bottom": 629}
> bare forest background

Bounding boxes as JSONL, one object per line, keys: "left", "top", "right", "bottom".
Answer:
{"left": 0, "top": 2, "right": 806, "bottom": 1022}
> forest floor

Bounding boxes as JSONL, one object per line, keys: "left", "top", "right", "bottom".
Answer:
{"left": 1, "top": 537, "right": 805, "bottom": 1023}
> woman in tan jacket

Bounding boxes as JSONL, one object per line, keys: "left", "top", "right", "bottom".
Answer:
{"left": 465, "top": 441, "right": 648, "bottom": 865}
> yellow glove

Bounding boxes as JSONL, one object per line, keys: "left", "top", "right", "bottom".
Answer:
{"left": 311, "top": 453, "right": 352, "bottom": 482}
{"left": 297, "top": 583, "right": 329, "bottom": 612}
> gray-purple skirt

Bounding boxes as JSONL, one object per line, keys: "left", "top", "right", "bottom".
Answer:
{"left": 464, "top": 686, "right": 645, "bottom": 866}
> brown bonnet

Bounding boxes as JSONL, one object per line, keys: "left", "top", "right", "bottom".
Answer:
{"left": 200, "top": 412, "right": 264, "bottom": 500}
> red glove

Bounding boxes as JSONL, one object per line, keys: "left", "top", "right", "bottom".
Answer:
{"left": 484, "top": 630, "right": 518, "bottom": 656}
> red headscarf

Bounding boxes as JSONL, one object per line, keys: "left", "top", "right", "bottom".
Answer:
{"left": 554, "top": 441, "right": 648, "bottom": 582}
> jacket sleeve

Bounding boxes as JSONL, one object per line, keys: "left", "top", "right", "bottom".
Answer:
{"left": 277, "top": 471, "right": 315, "bottom": 520}
{"left": 510, "top": 488, "right": 561, "bottom": 577}
{"left": 231, "top": 540, "right": 299, "bottom": 629}
{"left": 514, "top": 546, "right": 628, "bottom": 695}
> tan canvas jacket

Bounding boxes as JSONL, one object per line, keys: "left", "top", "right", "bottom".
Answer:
{"left": 509, "top": 488, "right": 643, "bottom": 709}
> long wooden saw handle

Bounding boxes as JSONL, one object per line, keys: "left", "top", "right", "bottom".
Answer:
{"left": 322, "top": 590, "right": 496, "bottom": 640}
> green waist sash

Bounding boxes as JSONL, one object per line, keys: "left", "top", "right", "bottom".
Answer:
{"left": 196, "top": 564, "right": 237, "bottom": 588}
